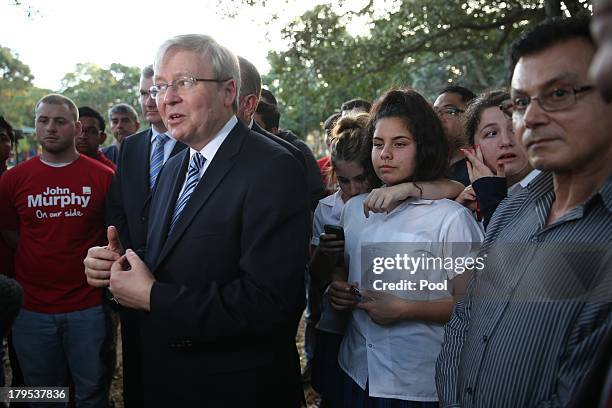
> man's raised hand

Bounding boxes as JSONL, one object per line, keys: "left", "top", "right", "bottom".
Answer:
{"left": 83, "top": 226, "right": 124, "bottom": 287}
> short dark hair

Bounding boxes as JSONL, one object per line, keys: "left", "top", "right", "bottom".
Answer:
{"left": 508, "top": 17, "right": 593, "bottom": 78}
{"left": 260, "top": 88, "right": 278, "bottom": 106}
{"left": 0, "top": 116, "right": 15, "bottom": 145}
{"left": 142, "top": 64, "right": 154, "bottom": 79}
{"left": 463, "top": 90, "right": 510, "bottom": 147}
{"left": 255, "top": 101, "right": 280, "bottom": 130}
{"left": 323, "top": 112, "right": 341, "bottom": 137}
{"left": 108, "top": 103, "right": 139, "bottom": 123}
{"left": 238, "top": 56, "right": 262, "bottom": 99}
{"left": 36, "top": 94, "right": 79, "bottom": 122}
{"left": 78, "top": 106, "right": 106, "bottom": 133}
{"left": 368, "top": 88, "right": 449, "bottom": 183}
{"left": 438, "top": 86, "right": 476, "bottom": 104}
{"left": 341, "top": 98, "right": 372, "bottom": 113}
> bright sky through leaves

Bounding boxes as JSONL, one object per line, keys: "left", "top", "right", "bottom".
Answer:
{"left": 0, "top": 0, "right": 331, "bottom": 90}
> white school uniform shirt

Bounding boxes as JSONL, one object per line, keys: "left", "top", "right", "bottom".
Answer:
{"left": 311, "top": 190, "right": 344, "bottom": 246}
{"left": 338, "top": 195, "right": 484, "bottom": 401}
{"left": 311, "top": 190, "right": 349, "bottom": 335}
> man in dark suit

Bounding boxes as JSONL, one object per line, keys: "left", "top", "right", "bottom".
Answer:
{"left": 104, "top": 65, "right": 186, "bottom": 407}
{"left": 103, "top": 103, "right": 141, "bottom": 164}
{"left": 84, "top": 34, "right": 310, "bottom": 407}
{"left": 237, "top": 56, "right": 323, "bottom": 211}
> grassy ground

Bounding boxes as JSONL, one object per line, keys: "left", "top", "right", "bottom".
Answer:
{"left": 3, "top": 315, "right": 322, "bottom": 407}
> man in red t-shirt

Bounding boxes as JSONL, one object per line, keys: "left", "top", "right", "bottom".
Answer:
{"left": 0, "top": 94, "right": 113, "bottom": 406}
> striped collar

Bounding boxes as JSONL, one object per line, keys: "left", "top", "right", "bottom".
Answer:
{"left": 527, "top": 171, "right": 612, "bottom": 214}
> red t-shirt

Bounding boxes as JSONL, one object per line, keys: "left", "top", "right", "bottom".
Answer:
{"left": 0, "top": 155, "right": 113, "bottom": 313}
{"left": 317, "top": 155, "right": 335, "bottom": 197}
{"left": 95, "top": 150, "right": 117, "bottom": 171}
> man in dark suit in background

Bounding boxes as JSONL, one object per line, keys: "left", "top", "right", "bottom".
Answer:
{"left": 104, "top": 65, "right": 186, "bottom": 407}
{"left": 237, "top": 56, "right": 323, "bottom": 211}
{"left": 103, "top": 103, "right": 141, "bottom": 164}
{"left": 84, "top": 34, "right": 310, "bottom": 407}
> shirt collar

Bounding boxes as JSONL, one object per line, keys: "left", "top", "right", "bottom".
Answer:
{"left": 508, "top": 169, "right": 542, "bottom": 196}
{"left": 519, "top": 169, "right": 541, "bottom": 188}
{"left": 320, "top": 190, "right": 342, "bottom": 208}
{"left": 385, "top": 197, "right": 433, "bottom": 216}
{"left": 527, "top": 171, "right": 554, "bottom": 200}
{"left": 188, "top": 115, "right": 238, "bottom": 163}
{"left": 596, "top": 174, "right": 612, "bottom": 213}
{"left": 527, "top": 171, "right": 612, "bottom": 213}
{"left": 149, "top": 127, "right": 175, "bottom": 144}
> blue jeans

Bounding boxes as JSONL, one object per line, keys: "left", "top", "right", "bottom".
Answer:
{"left": 11, "top": 306, "right": 108, "bottom": 408}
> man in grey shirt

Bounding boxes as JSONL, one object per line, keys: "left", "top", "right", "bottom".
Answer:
{"left": 436, "top": 17, "right": 612, "bottom": 407}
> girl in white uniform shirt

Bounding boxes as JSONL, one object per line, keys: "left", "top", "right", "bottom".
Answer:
{"left": 312, "top": 113, "right": 468, "bottom": 407}
{"left": 329, "top": 89, "right": 484, "bottom": 407}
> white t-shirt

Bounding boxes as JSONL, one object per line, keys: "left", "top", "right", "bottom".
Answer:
{"left": 338, "top": 195, "right": 484, "bottom": 401}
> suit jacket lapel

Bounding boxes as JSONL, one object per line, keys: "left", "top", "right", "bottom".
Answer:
{"left": 170, "top": 139, "right": 187, "bottom": 157}
{"left": 152, "top": 122, "right": 247, "bottom": 271}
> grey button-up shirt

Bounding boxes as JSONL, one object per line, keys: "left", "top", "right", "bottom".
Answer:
{"left": 436, "top": 172, "right": 612, "bottom": 407}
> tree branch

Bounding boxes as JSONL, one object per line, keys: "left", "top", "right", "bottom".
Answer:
{"left": 357, "top": 7, "right": 546, "bottom": 77}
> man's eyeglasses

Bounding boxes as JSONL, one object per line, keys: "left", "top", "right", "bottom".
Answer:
{"left": 434, "top": 106, "right": 464, "bottom": 117}
{"left": 509, "top": 85, "right": 594, "bottom": 115}
{"left": 149, "top": 76, "right": 231, "bottom": 99}
{"left": 80, "top": 127, "right": 102, "bottom": 138}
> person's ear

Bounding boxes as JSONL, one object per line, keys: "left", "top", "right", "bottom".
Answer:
{"left": 224, "top": 80, "right": 238, "bottom": 109}
{"left": 245, "top": 95, "right": 259, "bottom": 118}
{"left": 74, "top": 121, "right": 83, "bottom": 139}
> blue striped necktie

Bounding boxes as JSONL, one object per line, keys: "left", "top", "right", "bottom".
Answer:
{"left": 150, "top": 133, "right": 169, "bottom": 190}
{"left": 169, "top": 152, "right": 206, "bottom": 232}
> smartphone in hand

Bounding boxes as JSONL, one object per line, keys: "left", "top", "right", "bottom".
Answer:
{"left": 323, "top": 224, "right": 345, "bottom": 240}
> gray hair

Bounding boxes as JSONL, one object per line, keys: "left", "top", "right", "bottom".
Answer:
{"left": 238, "top": 56, "right": 261, "bottom": 100}
{"left": 153, "top": 34, "right": 241, "bottom": 111}
{"left": 108, "top": 103, "right": 139, "bottom": 123}
{"left": 141, "top": 64, "right": 154, "bottom": 79}
{"left": 35, "top": 94, "right": 79, "bottom": 122}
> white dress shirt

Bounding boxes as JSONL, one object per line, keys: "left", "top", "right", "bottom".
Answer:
{"left": 176, "top": 116, "right": 237, "bottom": 198}
{"left": 338, "top": 195, "right": 484, "bottom": 401}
